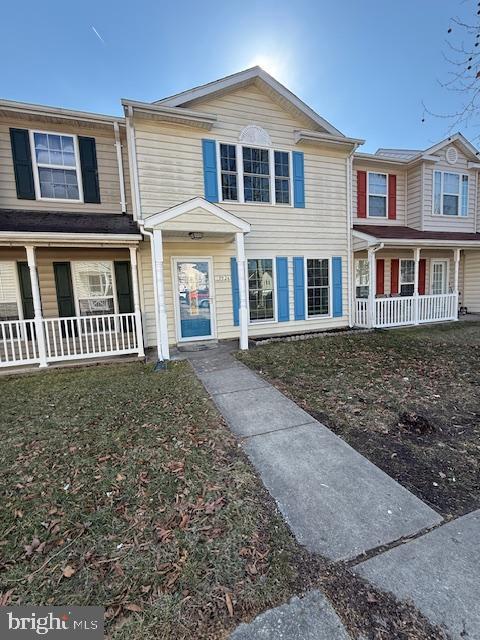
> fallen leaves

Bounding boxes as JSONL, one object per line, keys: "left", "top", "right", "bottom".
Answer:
{"left": 62, "top": 565, "right": 76, "bottom": 578}
{"left": 225, "top": 592, "right": 234, "bottom": 617}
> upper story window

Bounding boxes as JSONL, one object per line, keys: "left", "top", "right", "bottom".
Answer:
{"left": 433, "top": 171, "right": 468, "bottom": 216}
{"left": 219, "top": 143, "right": 291, "bottom": 205}
{"left": 368, "top": 172, "right": 387, "bottom": 217}
{"left": 31, "top": 132, "right": 82, "bottom": 201}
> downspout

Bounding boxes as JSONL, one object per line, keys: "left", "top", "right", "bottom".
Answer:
{"left": 347, "top": 143, "right": 360, "bottom": 327}
{"left": 125, "top": 105, "right": 142, "bottom": 221}
{"left": 140, "top": 223, "right": 165, "bottom": 364}
{"left": 113, "top": 122, "right": 127, "bottom": 213}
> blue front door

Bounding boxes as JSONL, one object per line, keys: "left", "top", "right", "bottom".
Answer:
{"left": 176, "top": 260, "right": 213, "bottom": 339}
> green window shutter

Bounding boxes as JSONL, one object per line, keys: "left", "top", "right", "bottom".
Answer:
{"left": 53, "top": 262, "right": 76, "bottom": 317}
{"left": 114, "top": 261, "right": 134, "bottom": 313}
{"left": 10, "top": 128, "right": 35, "bottom": 200}
{"left": 17, "top": 262, "right": 34, "bottom": 319}
{"left": 78, "top": 136, "right": 101, "bottom": 204}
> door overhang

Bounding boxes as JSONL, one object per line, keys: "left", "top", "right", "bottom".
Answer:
{"left": 142, "top": 197, "right": 251, "bottom": 235}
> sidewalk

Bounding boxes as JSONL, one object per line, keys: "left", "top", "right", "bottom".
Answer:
{"left": 188, "top": 342, "right": 441, "bottom": 561}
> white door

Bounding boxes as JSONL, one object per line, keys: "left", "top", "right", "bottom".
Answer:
{"left": 431, "top": 260, "right": 448, "bottom": 295}
{"left": 173, "top": 258, "right": 215, "bottom": 342}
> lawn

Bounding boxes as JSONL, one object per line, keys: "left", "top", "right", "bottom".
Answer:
{"left": 0, "top": 360, "right": 451, "bottom": 639}
{"left": 238, "top": 322, "right": 480, "bottom": 518}
{"left": 0, "top": 362, "right": 299, "bottom": 639}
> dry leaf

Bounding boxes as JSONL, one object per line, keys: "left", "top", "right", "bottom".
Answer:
{"left": 124, "top": 603, "right": 142, "bottom": 613}
{"left": 225, "top": 592, "right": 234, "bottom": 617}
{"left": 62, "top": 565, "right": 76, "bottom": 578}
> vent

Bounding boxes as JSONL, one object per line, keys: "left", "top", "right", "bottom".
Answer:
{"left": 446, "top": 146, "right": 458, "bottom": 165}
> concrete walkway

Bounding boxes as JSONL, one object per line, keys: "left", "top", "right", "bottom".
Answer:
{"left": 355, "top": 509, "right": 480, "bottom": 639}
{"left": 188, "top": 343, "right": 442, "bottom": 562}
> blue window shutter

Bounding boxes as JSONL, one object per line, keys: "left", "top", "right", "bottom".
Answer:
{"left": 332, "top": 256, "right": 343, "bottom": 318}
{"left": 293, "top": 257, "right": 305, "bottom": 320}
{"left": 292, "top": 151, "right": 305, "bottom": 208}
{"left": 276, "top": 257, "right": 289, "bottom": 322}
{"left": 230, "top": 257, "right": 240, "bottom": 326}
{"left": 202, "top": 139, "right": 219, "bottom": 202}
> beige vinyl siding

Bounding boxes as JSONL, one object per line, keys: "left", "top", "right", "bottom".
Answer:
{"left": 0, "top": 247, "right": 130, "bottom": 318}
{"left": 352, "top": 163, "right": 406, "bottom": 225}
{"left": 354, "top": 249, "right": 464, "bottom": 298}
{"left": 422, "top": 145, "right": 476, "bottom": 233}
{"left": 0, "top": 116, "right": 131, "bottom": 214}
{"left": 140, "top": 238, "right": 349, "bottom": 347}
{"left": 406, "top": 164, "right": 422, "bottom": 229}
{"left": 135, "top": 83, "right": 351, "bottom": 346}
{"left": 463, "top": 250, "right": 480, "bottom": 312}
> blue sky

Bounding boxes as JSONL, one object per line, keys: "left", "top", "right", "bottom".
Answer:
{"left": 0, "top": 0, "right": 475, "bottom": 152}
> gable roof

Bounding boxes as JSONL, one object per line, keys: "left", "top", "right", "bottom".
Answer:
{"left": 154, "top": 66, "right": 344, "bottom": 137}
{"left": 372, "top": 133, "right": 480, "bottom": 164}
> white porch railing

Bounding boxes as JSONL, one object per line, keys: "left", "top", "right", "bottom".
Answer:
{"left": 0, "top": 313, "right": 140, "bottom": 368}
{"left": 355, "top": 293, "right": 458, "bottom": 329}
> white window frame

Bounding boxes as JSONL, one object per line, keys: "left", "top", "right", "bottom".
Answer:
{"left": 304, "top": 256, "right": 332, "bottom": 319}
{"left": 399, "top": 258, "right": 415, "bottom": 297}
{"left": 71, "top": 260, "right": 118, "bottom": 317}
{"left": 216, "top": 142, "right": 293, "bottom": 207}
{"left": 245, "top": 255, "right": 278, "bottom": 325}
{"left": 432, "top": 170, "right": 469, "bottom": 217}
{"left": 0, "top": 261, "right": 24, "bottom": 321}
{"left": 367, "top": 171, "right": 388, "bottom": 218}
{"left": 29, "top": 129, "right": 84, "bottom": 203}
{"left": 355, "top": 258, "right": 369, "bottom": 298}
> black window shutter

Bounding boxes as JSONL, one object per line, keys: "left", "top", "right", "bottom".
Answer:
{"left": 53, "top": 262, "right": 76, "bottom": 317}
{"left": 114, "top": 261, "right": 134, "bottom": 313}
{"left": 78, "top": 136, "right": 101, "bottom": 204}
{"left": 10, "top": 128, "right": 35, "bottom": 200}
{"left": 17, "top": 262, "right": 34, "bottom": 319}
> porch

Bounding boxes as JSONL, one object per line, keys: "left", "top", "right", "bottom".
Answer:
{"left": 352, "top": 224, "right": 473, "bottom": 329}
{"left": 0, "top": 211, "right": 144, "bottom": 369}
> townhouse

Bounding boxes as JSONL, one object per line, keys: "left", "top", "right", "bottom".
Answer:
{"left": 0, "top": 67, "right": 480, "bottom": 369}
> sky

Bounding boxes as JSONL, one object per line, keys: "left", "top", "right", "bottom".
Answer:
{"left": 0, "top": 0, "right": 477, "bottom": 152}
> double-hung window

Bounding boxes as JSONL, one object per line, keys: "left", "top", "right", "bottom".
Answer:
{"left": 220, "top": 144, "right": 238, "bottom": 201}
{"left": 72, "top": 261, "right": 115, "bottom": 316}
{"left": 400, "top": 259, "right": 415, "bottom": 297}
{"left": 368, "top": 172, "right": 387, "bottom": 217}
{"left": 306, "top": 258, "right": 330, "bottom": 317}
{"left": 32, "top": 131, "right": 81, "bottom": 201}
{"left": 355, "top": 259, "right": 369, "bottom": 298}
{"left": 0, "top": 262, "right": 20, "bottom": 321}
{"left": 433, "top": 171, "right": 468, "bottom": 216}
{"left": 247, "top": 258, "right": 274, "bottom": 322}
{"left": 218, "top": 143, "right": 291, "bottom": 205}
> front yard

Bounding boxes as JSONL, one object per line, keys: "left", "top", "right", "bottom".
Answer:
{"left": 238, "top": 322, "right": 480, "bottom": 518}
{"left": 0, "top": 360, "right": 449, "bottom": 639}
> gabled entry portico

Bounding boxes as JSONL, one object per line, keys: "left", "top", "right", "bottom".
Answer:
{"left": 142, "top": 197, "right": 251, "bottom": 363}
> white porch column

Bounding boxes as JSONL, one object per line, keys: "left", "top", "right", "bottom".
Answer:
{"left": 25, "top": 245, "right": 47, "bottom": 368}
{"left": 367, "top": 247, "right": 377, "bottom": 328}
{"left": 235, "top": 232, "right": 248, "bottom": 350}
{"left": 453, "top": 248, "right": 461, "bottom": 320}
{"left": 413, "top": 247, "right": 420, "bottom": 325}
{"left": 129, "top": 246, "right": 145, "bottom": 358}
{"left": 153, "top": 229, "right": 170, "bottom": 361}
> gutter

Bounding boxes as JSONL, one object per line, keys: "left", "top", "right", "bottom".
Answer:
{"left": 139, "top": 223, "right": 164, "bottom": 364}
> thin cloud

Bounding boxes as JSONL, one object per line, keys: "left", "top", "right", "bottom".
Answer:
{"left": 91, "top": 25, "right": 106, "bottom": 45}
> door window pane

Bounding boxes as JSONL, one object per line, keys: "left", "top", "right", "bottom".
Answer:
{"left": 177, "top": 261, "right": 211, "bottom": 338}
